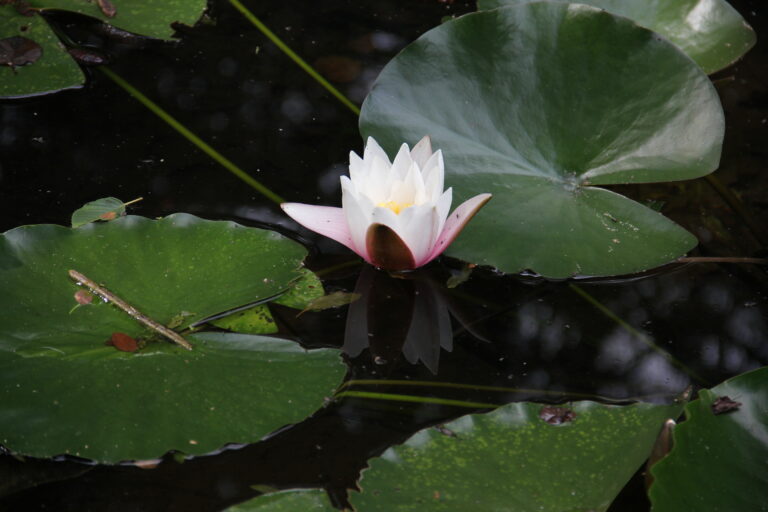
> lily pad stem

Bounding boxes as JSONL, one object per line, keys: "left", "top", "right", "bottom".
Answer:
{"left": 68, "top": 269, "right": 193, "bottom": 350}
{"left": 227, "top": 0, "right": 361, "bottom": 116}
{"left": 98, "top": 66, "right": 284, "bottom": 205}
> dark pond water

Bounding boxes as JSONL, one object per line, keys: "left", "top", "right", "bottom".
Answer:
{"left": 1, "top": 0, "right": 767, "bottom": 510}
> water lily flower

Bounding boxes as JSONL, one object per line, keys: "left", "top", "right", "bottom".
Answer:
{"left": 281, "top": 136, "right": 491, "bottom": 271}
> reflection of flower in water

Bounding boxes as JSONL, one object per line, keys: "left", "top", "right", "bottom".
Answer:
{"left": 282, "top": 136, "right": 490, "bottom": 271}
{"left": 342, "top": 266, "right": 454, "bottom": 374}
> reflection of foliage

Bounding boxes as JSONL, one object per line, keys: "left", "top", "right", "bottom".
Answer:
{"left": 0, "top": 0, "right": 207, "bottom": 97}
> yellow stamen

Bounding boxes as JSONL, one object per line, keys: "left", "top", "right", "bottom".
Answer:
{"left": 377, "top": 201, "right": 413, "bottom": 215}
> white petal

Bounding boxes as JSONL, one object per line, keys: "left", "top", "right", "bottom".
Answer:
{"left": 363, "top": 137, "right": 390, "bottom": 166}
{"left": 391, "top": 143, "right": 414, "bottom": 180}
{"left": 421, "top": 150, "right": 445, "bottom": 200}
{"left": 342, "top": 184, "right": 375, "bottom": 257}
{"left": 349, "top": 150, "right": 365, "bottom": 183}
{"left": 368, "top": 155, "right": 393, "bottom": 202}
{"left": 410, "top": 135, "right": 433, "bottom": 169}
{"left": 398, "top": 203, "right": 440, "bottom": 265}
{"left": 434, "top": 187, "right": 453, "bottom": 237}
{"left": 370, "top": 205, "right": 402, "bottom": 233}
{"left": 390, "top": 163, "right": 424, "bottom": 205}
{"left": 281, "top": 203, "right": 355, "bottom": 251}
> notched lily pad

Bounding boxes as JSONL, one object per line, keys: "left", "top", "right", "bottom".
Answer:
{"left": 0, "top": 7, "right": 84, "bottom": 97}
{"left": 0, "top": 214, "right": 342, "bottom": 463}
{"left": 360, "top": 2, "right": 724, "bottom": 278}
{"left": 649, "top": 367, "right": 768, "bottom": 511}
{"left": 1, "top": 0, "right": 207, "bottom": 97}
{"left": 355, "top": 400, "right": 681, "bottom": 511}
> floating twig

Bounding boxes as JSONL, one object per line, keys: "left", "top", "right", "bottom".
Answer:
{"left": 68, "top": 269, "right": 193, "bottom": 350}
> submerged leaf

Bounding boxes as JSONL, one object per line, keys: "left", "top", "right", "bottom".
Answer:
{"left": 211, "top": 304, "right": 278, "bottom": 335}
{"left": 299, "top": 291, "right": 361, "bottom": 316}
{"left": 274, "top": 268, "right": 325, "bottom": 309}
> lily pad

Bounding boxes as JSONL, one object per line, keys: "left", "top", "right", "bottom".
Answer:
{"left": 478, "top": 0, "right": 756, "bottom": 74}
{"left": 211, "top": 268, "right": 325, "bottom": 334}
{"left": 0, "top": 214, "right": 342, "bottom": 462}
{"left": 649, "top": 367, "right": 768, "bottom": 511}
{"left": 0, "top": 213, "right": 308, "bottom": 355}
{"left": 71, "top": 196, "right": 136, "bottom": 227}
{"left": 212, "top": 304, "right": 280, "bottom": 334}
{"left": 40, "top": 0, "right": 207, "bottom": 40}
{"left": 351, "top": 401, "right": 681, "bottom": 511}
{"left": 1, "top": 0, "right": 207, "bottom": 97}
{"left": 360, "top": 2, "right": 724, "bottom": 278}
{"left": 0, "top": 334, "right": 344, "bottom": 463}
{"left": 0, "top": 7, "right": 84, "bottom": 98}
{"left": 227, "top": 490, "right": 334, "bottom": 511}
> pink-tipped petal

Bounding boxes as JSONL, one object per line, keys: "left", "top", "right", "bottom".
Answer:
{"left": 424, "top": 193, "right": 492, "bottom": 264}
{"left": 281, "top": 203, "right": 355, "bottom": 251}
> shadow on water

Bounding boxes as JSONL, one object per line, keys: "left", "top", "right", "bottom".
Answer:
{"left": 1, "top": 0, "right": 767, "bottom": 510}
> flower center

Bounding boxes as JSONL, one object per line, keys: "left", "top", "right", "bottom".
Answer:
{"left": 377, "top": 201, "right": 413, "bottom": 215}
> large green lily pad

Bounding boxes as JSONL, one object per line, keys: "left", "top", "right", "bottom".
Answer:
{"left": 479, "top": 0, "right": 756, "bottom": 74}
{"left": 0, "top": 214, "right": 344, "bottom": 462}
{"left": 1, "top": 0, "right": 206, "bottom": 97}
{"left": 360, "top": 2, "right": 724, "bottom": 278}
{"left": 228, "top": 400, "right": 681, "bottom": 511}
{"left": 1, "top": 335, "right": 344, "bottom": 463}
{"left": 649, "top": 367, "right": 768, "bottom": 511}
{"left": 0, "top": 213, "right": 307, "bottom": 355}
{"left": 351, "top": 401, "right": 681, "bottom": 511}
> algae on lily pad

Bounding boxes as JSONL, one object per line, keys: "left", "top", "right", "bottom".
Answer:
{"left": 350, "top": 400, "right": 681, "bottom": 511}
{"left": 0, "top": 214, "right": 344, "bottom": 462}
{"left": 479, "top": 0, "right": 756, "bottom": 74}
{"left": 360, "top": 2, "right": 724, "bottom": 278}
{"left": 224, "top": 400, "right": 681, "bottom": 511}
